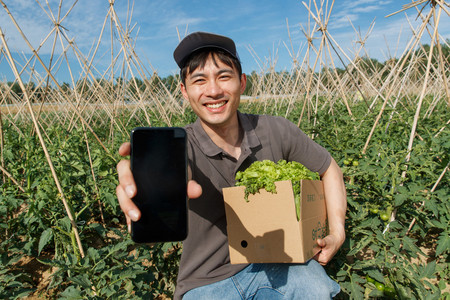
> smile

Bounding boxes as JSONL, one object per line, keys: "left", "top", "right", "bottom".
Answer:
{"left": 205, "top": 101, "right": 227, "bottom": 109}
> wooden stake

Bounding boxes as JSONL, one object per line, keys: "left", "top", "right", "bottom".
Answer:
{"left": 0, "top": 27, "right": 85, "bottom": 258}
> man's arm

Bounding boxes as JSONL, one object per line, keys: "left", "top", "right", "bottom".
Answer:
{"left": 315, "top": 158, "right": 347, "bottom": 266}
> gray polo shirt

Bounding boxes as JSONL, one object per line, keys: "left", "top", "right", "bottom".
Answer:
{"left": 175, "top": 111, "right": 331, "bottom": 299}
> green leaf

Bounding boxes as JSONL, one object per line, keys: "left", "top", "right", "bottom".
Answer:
{"left": 436, "top": 234, "right": 450, "bottom": 256}
{"left": 87, "top": 247, "right": 100, "bottom": 261}
{"left": 368, "top": 288, "right": 384, "bottom": 298}
{"left": 348, "top": 273, "right": 365, "bottom": 298}
{"left": 38, "top": 228, "right": 53, "bottom": 255}
{"left": 394, "top": 193, "right": 407, "bottom": 207}
{"left": 366, "top": 269, "right": 384, "bottom": 283}
{"left": 60, "top": 286, "right": 83, "bottom": 299}
{"left": 420, "top": 260, "right": 436, "bottom": 279}
{"left": 71, "top": 274, "right": 92, "bottom": 289}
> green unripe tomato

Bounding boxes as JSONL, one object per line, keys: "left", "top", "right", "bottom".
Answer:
{"left": 343, "top": 159, "right": 350, "bottom": 165}
{"left": 370, "top": 207, "right": 379, "bottom": 214}
{"left": 380, "top": 212, "right": 390, "bottom": 221}
{"left": 352, "top": 160, "right": 359, "bottom": 166}
{"left": 366, "top": 275, "right": 375, "bottom": 283}
{"left": 384, "top": 286, "right": 396, "bottom": 298}
{"left": 375, "top": 282, "right": 385, "bottom": 292}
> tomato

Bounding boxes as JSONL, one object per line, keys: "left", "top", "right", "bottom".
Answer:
{"left": 375, "top": 281, "right": 385, "bottom": 292}
{"left": 366, "top": 275, "right": 375, "bottom": 283}
{"left": 352, "top": 160, "right": 359, "bottom": 166}
{"left": 380, "top": 212, "right": 390, "bottom": 221}
{"left": 343, "top": 159, "right": 350, "bottom": 165}
{"left": 370, "top": 207, "right": 379, "bottom": 214}
{"left": 384, "top": 286, "right": 396, "bottom": 298}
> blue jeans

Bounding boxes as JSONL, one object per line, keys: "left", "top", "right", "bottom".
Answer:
{"left": 183, "top": 260, "right": 340, "bottom": 299}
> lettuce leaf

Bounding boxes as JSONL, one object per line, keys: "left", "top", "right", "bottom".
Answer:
{"left": 235, "top": 159, "right": 319, "bottom": 220}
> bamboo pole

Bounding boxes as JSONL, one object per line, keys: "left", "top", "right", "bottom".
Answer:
{"left": 0, "top": 106, "right": 5, "bottom": 183}
{"left": 404, "top": 5, "right": 442, "bottom": 166}
{"left": 404, "top": 160, "right": 449, "bottom": 237}
{"left": 384, "top": 4, "right": 444, "bottom": 232}
{"left": 0, "top": 164, "right": 25, "bottom": 193}
{"left": 361, "top": 8, "right": 434, "bottom": 154}
{"left": 432, "top": 16, "right": 450, "bottom": 107}
{"left": 296, "top": 0, "right": 329, "bottom": 127}
{"left": 0, "top": 27, "right": 85, "bottom": 258}
{"left": 0, "top": 0, "right": 109, "bottom": 153}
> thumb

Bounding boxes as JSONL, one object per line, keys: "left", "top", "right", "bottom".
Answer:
{"left": 317, "top": 238, "right": 327, "bottom": 247}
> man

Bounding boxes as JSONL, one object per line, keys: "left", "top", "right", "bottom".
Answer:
{"left": 116, "top": 31, "right": 347, "bottom": 299}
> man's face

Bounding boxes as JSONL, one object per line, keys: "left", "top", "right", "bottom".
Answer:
{"left": 180, "top": 54, "right": 246, "bottom": 130}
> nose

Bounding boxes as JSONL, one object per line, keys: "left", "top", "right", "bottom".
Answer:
{"left": 205, "top": 79, "right": 224, "bottom": 98}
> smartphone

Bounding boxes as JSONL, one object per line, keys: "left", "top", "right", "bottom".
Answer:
{"left": 130, "top": 127, "right": 188, "bottom": 243}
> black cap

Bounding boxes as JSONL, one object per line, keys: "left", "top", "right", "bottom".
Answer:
{"left": 173, "top": 31, "right": 239, "bottom": 69}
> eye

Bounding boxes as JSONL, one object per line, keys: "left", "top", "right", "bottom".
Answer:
{"left": 192, "top": 78, "right": 205, "bottom": 84}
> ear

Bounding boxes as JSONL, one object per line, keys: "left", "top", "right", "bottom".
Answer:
{"left": 180, "top": 82, "right": 189, "bottom": 101}
{"left": 240, "top": 73, "right": 247, "bottom": 94}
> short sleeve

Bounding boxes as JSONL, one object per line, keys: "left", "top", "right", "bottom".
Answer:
{"left": 271, "top": 116, "right": 331, "bottom": 175}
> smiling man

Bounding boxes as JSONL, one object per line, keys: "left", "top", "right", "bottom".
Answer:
{"left": 178, "top": 46, "right": 246, "bottom": 159}
{"left": 116, "top": 32, "right": 347, "bottom": 299}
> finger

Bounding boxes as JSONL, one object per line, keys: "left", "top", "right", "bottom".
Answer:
{"left": 125, "top": 215, "right": 131, "bottom": 233}
{"left": 116, "top": 184, "right": 141, "bottom": 223}
{"left": 313, "top": 250, "right": 321, "bottom": 262}
{"left": 316, "top": 238, "right": 326, "bottom": 247}
{"left": 117, "top": 159, "right": 136, "bottom": 198}
{"left": 187, "top": 180, "right": 202, "bottom": 199}
{"left": 118, "top": 142, "right": 131, "bottom": 157}
{"left": 313, "top": 251, "right": 328, "bottom": 266}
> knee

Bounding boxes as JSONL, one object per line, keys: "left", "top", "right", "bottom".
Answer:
{"left": 286, "top": 261, "right": 341, "bottom": 299}
{"left": 303, "top": 278, "right": 340, "bottom": 299}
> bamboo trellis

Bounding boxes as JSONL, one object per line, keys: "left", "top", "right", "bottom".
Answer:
{"left": 0, "top": 0, "right": 449, "bottom": 257}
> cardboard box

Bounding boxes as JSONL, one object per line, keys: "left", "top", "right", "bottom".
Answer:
{"left": 223, "top": 180, "right": 328, "bottom": 264}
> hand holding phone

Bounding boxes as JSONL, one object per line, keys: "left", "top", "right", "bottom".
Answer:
{"left": 130, "top": 127, "right": 188, "bottom": 243}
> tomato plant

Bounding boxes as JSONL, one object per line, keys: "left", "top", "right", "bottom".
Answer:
{"left": 298, "top": 99, "right": 449, "bottom": 299}
{"left": 0, "top": 94, "right": 448, "bottom": 299}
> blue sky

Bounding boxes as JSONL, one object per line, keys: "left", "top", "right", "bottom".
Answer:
{"left": 0, "top": 0, "right": 448, "bottom": 84}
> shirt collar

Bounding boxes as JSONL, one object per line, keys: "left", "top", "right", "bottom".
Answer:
{"left": 238, "top": 111, "right": 261, "bottom": 150}
{"left": 191, "top": 111, "right": 261, "bottom": 157}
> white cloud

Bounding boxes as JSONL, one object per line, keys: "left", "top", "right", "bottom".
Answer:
{"left": 352, "top": 5, "right": 382, "bottom": 13}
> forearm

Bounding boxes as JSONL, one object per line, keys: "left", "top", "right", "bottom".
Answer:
{"left": 321, "top": 158, "right": 347, "bottom": 244}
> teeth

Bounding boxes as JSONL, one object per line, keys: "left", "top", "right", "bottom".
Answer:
{"left": 206, "top": 101, "right": 226, "bottom": 109}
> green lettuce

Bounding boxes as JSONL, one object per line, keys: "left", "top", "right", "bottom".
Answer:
{"left": 235, "top": 159, "right": 319, "bottom": 220}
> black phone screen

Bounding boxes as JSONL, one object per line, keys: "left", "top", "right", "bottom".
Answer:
{"left": 130, "top": 127, "right": 188, "bottom": 243}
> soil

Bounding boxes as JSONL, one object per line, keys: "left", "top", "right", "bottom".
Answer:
{"left": 17, "top": 254, "right": 56, "bottom": 299}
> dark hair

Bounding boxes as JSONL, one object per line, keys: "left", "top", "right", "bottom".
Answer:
{"left": 180, "top": 48, "right": 242, "bottom": 84}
